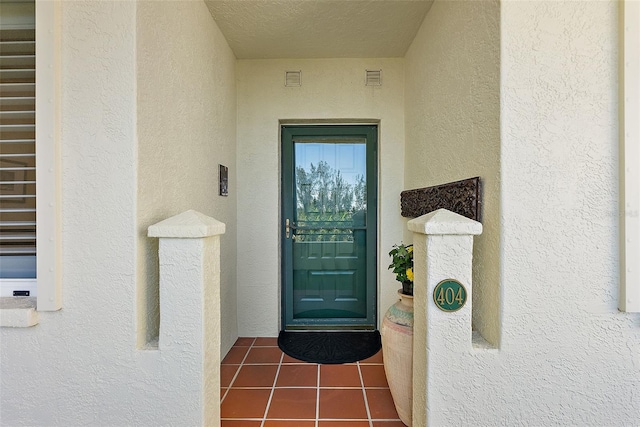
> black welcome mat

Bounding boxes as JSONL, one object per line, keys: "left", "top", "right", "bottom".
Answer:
{"left": 278, "top": 330, "right": 381, "bottom": 364}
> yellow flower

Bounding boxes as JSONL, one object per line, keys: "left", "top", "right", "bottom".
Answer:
{"left": 406, "top": 267, "right": 414, "bottom": 282}
{"left": 407, "top": 246, "right": 413, "bottom": 253}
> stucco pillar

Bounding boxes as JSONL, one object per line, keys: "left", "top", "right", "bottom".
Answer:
{"left": 408, "top": 209, "right": 482, "bottom": 427}
{"left": 148, "top": 210, "right": 225, "bottom": 427}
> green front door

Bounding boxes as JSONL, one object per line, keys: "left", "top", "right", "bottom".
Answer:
{"left": 281, "top": 125, "right": 377, "bottom": 330}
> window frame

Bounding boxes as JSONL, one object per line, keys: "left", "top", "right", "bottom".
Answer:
{"left": 0, "top": 2, "right": 36, "bottom": 297}
{"left": 619, "top": 0, "right": 640, "bottom": 312}
{"left": 34, "top": 0, "right": 62, "bottom": 311}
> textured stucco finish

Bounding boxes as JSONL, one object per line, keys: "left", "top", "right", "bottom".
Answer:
{"left": 405, "top": 1, "right": 640, "bottom": 425}
{"left": 1, "top": 2, "right": 143, "bottom": 424}
{"left": 1, "top": 2, "right": 230, "bottom": 425}
{"left": 404, "top": 0, "right": 502, "bottom": 346}
{"left": 205, "top": 0, "right": 434, "bottom": 59}
{"left": 409, "top": 212, "right": 478, "bottom": 427}
{"left": 407, "top": 208, "right": 483, "bottom": 236}
{"left": 0, "top": 297, "right": 38, "bottom": 327}
{"left": 136, "top": 1, "right": 238, "bottom": 355}
{"left": 0, "top": 0, "right": 638, "bottom": 425}
{"left": 495, "top": 0, "right": 639, "bottom": 422}
{"left": 236, "top": 58, "right": 405, "bottom": 336}
{"left": 156, "top": 228, "right": 223, "bottom": 426}
{"left": 148, "top": 209, "right": 226, "bottom": 238}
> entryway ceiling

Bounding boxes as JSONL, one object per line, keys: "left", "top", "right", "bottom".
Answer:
{"left": 204, "top": 1, "right": 434, "bottom": 59}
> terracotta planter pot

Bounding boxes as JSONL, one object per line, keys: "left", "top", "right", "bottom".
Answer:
{"left": 381, "top": 290, "right": 414, "bottom": 426}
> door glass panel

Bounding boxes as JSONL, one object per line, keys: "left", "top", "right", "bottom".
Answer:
{"left": 292, "top": 138, "right": 367, "bottom": 319}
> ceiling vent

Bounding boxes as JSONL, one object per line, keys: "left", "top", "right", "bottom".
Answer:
{"left": 365, "top": 69, "right": 382, "bottom": 86}
{"left": 285, "top": 71, "right": 301, "bottom": 87}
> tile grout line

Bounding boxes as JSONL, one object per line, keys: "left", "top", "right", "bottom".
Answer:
{"left": 220, "top": 338, "right": 256, "bottom": 403}
{"left": 222, "top": 340, "right": 392, "bottom": 425}
{"left": 315, "top": 363, "right": 321, "bottom": 427}
{"left": 357, "top": 361, "right": 374, "bottom": 427}
{"left": 260, "top": 351, "right": 284, "bottom": 427}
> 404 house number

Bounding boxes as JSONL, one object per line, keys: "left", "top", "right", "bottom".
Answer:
{"left": 433, "top": 279, "right": 467, "bottom": 312}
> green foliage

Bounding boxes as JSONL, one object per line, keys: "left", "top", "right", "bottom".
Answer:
{"left": 296, "top": 160, "right": 365, "bottom": 216}
{"left": 295, "top": 160, "right": 366, "bottom": 242}
{"left": 388, "top": 243, "right": 414, "bottom": 291}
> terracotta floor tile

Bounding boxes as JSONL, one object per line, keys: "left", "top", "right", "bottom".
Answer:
{"left": 281, "top": 353, "right": 306, "bottom": 364}
{"left": 360, "top": 364, "right": 389, "bottom": 388}
{"left": 221, "top": 364, "right": 240, "bottom": 388}
{"left": 276, "top": 364, "right": 318, "bottom": 387}
{"left": 221, "top": 421, "right": 263, "bottom": 427}
{"left": 221, "top": 388, "right": 271, "bottom": 419}
{"left": 222, "top": 346, "right": 250, "bottom": 364}
{"left": 233, "top": 364, "right": 279, "bottom": 388}
{"left": 319, "top": 388, "right": 368, "bottom": 419}
{"left": 320, "top": 364, "right": 362, "bottom": 387}
{"left": 366, "top": 388, "right": 400, "bottom": 419}
{"left": 254, "top": 337, "right": 278, "bottom": 346}
{"left": 267, "top": 387, "right": 317, "bottom": 419}
{"left": 220, "top": 338, "right": 400, "bottom": 423}
{"left": 234, "top": 337, "right": 255, "bottom": 346}
{"left": 372, "top": 421, "right": 407, "bottom": 427}
{"left": 318, "top": 422, "right": 370, "bottom": 427}
{"left": 263, "top": 421, "right": 316, "bottom": 427}
{"left": 360, "top": 349, "right": 384, "bottom": 364}
{"left": 244, "top": 347, "right": 283, "bottom": 364}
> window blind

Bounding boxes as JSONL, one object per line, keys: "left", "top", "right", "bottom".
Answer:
{"left": 0, "top": 28, "right": 36, "bottom": 278}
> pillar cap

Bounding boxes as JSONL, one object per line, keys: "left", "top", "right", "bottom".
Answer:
{"left": 407, "top": 208, "right": 482, "bottom": 235}
{"left": 148, "top": 210, "right": 226, "bottom": 238}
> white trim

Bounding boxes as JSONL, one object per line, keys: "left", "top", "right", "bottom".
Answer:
{"left": 619, "top": 0, "right": 640, "bottom": 312}
{"left": 35, "top": 0, "right": 62, "bottom": 311}
{"left": 0, "top": 279, "right": 36, "bottom": 297}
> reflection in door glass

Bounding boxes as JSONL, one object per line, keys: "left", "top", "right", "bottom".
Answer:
{"left": 294, "top": 141, "right": 366, "bottom": 243}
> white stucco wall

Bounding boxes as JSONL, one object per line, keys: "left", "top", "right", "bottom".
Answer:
{"left": 498, "top": 1, "right": 639, "bottom": 422}
{"left": 1, "top": 1, "right": 235, "bottom": 424}
{"left": 136, "top": 1, "right": 238, "bottom": 355}
{"left": 1, "top": 2, "right": 141, "bottom": 424}
{"left": 236, "top": 59, "right": 405, "bottom": 336}
{"left": 408, "top": 1, "right": 640, "bottom": 425}
{"left": 404, "top": 0, "right": 501, "bottom": 346}
{"left": 2, "top": 1, "right": 638, "bottom": 425}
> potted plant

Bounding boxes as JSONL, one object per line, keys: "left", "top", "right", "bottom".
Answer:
{"left": 381, "top": 242, "right": 414, "bottom": 426}
{"left": 388, "top": 243, "right": 414, "bottom": 295}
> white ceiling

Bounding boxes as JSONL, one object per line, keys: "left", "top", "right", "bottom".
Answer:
{"left": 204, "top": 1, "right": 434, "bottom": 59}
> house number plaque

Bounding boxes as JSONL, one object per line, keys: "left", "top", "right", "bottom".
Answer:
{"left": 433, "top": 279, "right": 467, "bottom": 312}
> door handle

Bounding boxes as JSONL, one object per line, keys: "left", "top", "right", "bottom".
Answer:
{"left": 286, "top": 219, "right": 297, "bottom": 240}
